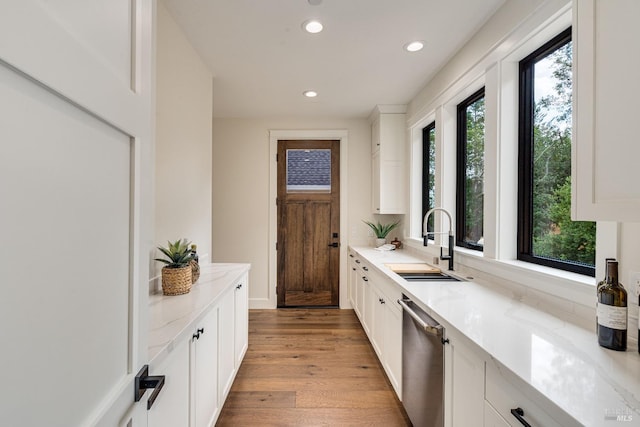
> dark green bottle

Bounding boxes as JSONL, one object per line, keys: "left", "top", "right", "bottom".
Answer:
{"left": 597, "top": 261, "right": 627, "bottom": 351}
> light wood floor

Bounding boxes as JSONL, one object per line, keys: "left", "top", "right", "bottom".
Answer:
{"left": 216, "top": 309, "right": 411, "bottom": 426}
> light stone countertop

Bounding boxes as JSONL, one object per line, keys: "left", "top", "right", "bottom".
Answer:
{"left": 350, "top": 246, "right": 640, "bottom": 427}
{"left": 148, "top": 263, "right": 251, "bottom": 366}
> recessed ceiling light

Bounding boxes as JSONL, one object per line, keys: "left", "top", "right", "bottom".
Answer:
{"left": 404, "top": 41, "right": 424, "bottom": 52}
{"left": 303, "top": 20, "right": 323, "bottom": 34}
{"left": 303, "top": 90, "right": 318, "bottom": 98}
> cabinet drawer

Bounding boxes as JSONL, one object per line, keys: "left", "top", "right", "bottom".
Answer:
{"left": 485, "top": 360, "right": 580, "bottom": 427}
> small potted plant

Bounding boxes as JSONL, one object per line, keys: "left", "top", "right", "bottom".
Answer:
{"left": 155, "top": 238, "right": 194, "bottom": 295}
{"left": 363, "top": 220, "right": 400, "bottom": 247}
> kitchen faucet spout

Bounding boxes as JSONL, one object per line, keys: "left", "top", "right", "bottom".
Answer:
{"left": 423, "top": 207, "right": 454, "bottom": 271}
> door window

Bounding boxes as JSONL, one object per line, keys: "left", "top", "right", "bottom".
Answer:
{"left": 286, "top": 149, "right": 331, "bottom": 192}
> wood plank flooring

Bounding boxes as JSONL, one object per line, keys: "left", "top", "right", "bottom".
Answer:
{"left": 216, "top": 309, "right": 411, "bottom": 426}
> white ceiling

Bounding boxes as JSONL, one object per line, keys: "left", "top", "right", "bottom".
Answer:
{"left": 162, "top": 0, "right": 506, "bottom": 119}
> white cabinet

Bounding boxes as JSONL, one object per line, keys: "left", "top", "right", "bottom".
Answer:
{"left": 234, "top": 275, "right": 249, "bottom": 367}
{"left": 382, "top": 300, "right": 403, "bottom": 397}
{"left": 218, "top": 272, "right": 249, "bottom": 404}
{"left": 348, "top": 253, "right": 358, "bottom": 310}
{"left": 573, "top": 0, "right": 640, "bottom": 221}
{"left": 218, "top": 285, "right": 236, "bottom": 402}
{"left": 148, "top": 272, "right": 249, "bottom": 427}
{"left": 192, "top": 308, "right": 220, "bottom": 427}
{"left": 148, "top": 340, "right": 191, "bottom": 427}
{"left": 350, "top": 257, "right": 403, "bottom": 398}
{"left": 444, "top": 328, "right": 485, "bottom": 427}
{"left": 370, "top": 106, "right": 406, "bottom": 214}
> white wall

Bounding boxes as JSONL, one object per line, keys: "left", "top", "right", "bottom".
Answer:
{"left": 155, "top": 2, "right": 213, "bottom": 284}
{"left": 213, "top": 118, "right": 380, "bottom": 308}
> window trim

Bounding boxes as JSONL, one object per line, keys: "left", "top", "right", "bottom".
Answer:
{"left": 517, "top": 27, "right": 595, "bottom": 277}
{"left": 422, "top": 122, "right": 436, "bottom": 227}
{"left": 456, "top": 87, "right": 485, "bottom": 251}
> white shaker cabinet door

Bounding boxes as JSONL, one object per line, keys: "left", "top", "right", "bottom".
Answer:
{"left": 0, "top": 1, "right": 154, "bottom": 426}
{"left": 573, "top": 0, "right": 640, "bottom": 221}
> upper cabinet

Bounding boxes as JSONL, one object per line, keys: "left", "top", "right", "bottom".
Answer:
{"left": 371, "top": 105, "right": 407, "bottom": 214}
{"left": 573, "top": 0, "right": 640, "bottom": 221}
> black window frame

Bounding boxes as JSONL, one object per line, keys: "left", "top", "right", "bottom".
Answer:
{"left": 517, "top": 27, "right": 595, "bottom": 277}
{"left": 422, "top": 121, "right": 436, "bottom": 233}
{"left": 456, "top": 87, "right": 485, "bottom": 251}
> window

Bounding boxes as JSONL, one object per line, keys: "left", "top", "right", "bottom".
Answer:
{"left": 457, "top": 88, "right": 485, "bottom": 251}
{"left": 422, "top": 122, "right": 436, "bottom": 232}
{"left": 518, "top": 28, "right": 595, "bottom": 276}
{"left": 286, "top": 149, "right": 331, "bottom": 192}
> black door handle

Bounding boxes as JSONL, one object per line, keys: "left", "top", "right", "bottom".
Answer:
{"left": 135, "top": 365, "right": 166, "bottom": 410}
{"left": 327, "top": 242, "right": 339, "bottom": 247}
{"left": 510, "top": 408, "right": 532, "bottom": 427}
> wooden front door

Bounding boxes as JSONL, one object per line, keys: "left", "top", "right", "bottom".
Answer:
{"left": 277, "top": 140, "right": 340, "bottom": 307}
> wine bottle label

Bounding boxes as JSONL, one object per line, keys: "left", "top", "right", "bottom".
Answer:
{"left": 596, "top": 303, "right": 628, "bottom": 330}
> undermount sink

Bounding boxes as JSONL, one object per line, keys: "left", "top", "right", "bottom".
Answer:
{"left": 397, "top": 272, "right": 462, "bottom": 282}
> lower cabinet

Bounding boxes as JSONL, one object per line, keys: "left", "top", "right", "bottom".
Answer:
{"left": 351, "top": 260, "right": 403, "bottom": 399}
{"left": 348, "top": 254, "right": 358, "bottom": 312}
{"left": 149, "top": 273, "right": 248, "bottom": 427}
{"left": 445, "top": 328, "right": 485, "bottom": 427}
{"left": 192, "top": 307, "right": 219, "bottom": 427}
{"left": 217, "top": 286, "right": 236, "bottom": 402}
{"left": 234, "top": 277, "right": 249, "bottom": 367}
{"left": 147, "top": 339, "right": 191, "bottom": 427}
{"left": 382, "top": 300, "right": 402, "bottom": 397}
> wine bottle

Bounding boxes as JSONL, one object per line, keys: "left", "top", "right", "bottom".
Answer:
{"left": 597, "top": 258, "right": 616, "bottom": 293}
{"left": 190, "top": 244, "right": 199, "bottom": 263}
{"left": 597, "top": 261, "right": 627, "bottom": 351}
{"left": 596, "top": 258, "right": 616, "bottom": 334}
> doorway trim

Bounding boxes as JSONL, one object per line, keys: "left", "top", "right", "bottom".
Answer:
{"left": 267, "top": 130, "right": 349, "bottom": 309}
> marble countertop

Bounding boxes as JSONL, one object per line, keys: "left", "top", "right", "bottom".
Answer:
{"left": 350, "top": 246, "right": 640, "bottom": 426}
{"left": 148, "top": 263, "right": 251, "bottom": 366}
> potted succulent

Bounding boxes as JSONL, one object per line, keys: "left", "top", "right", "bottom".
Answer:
{"left": 155, "top": 238, "right": 194, "bottom": 295}
{"left": 363, "top": 220, "right": 400, "bottom": 247}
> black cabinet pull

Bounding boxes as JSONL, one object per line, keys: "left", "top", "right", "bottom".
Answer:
{"left": 363, "top": 266, "right": 368, "bottom": 271}
{"left": 362, "top": 277, "right": 368, "bottom": 281}
{"left": 327, "top": 242, "right": 339, "bottom": 247}
{"left": 355, "top": 260, "right": 361, "bottom": 264}
{"left": 135, "top": 365, "right": 165, "bottom": 410}
{"left": 236, "top": 283, "right": 242, "bottom": 289}
{"left": 510, "top": 408, "right": 532, "bottom": 427}
{"left": 193, "top": 332, "right": 200, "bottom": 341}
{"left": 197, "top": 328, "right": 204, "bottom": 335}
{"left": 380, "top": 299, "right": 385, "bottom": 304}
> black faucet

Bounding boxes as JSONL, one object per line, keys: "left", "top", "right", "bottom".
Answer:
{"left": 423, "top": 207, "right": 454, "bottom": 271}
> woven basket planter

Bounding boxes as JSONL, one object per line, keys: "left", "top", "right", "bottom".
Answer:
{"left": 190, "top": 259, "right": 200, "bottom": 283}
{"left": 161, "top": 265, "right": 192, "bottom": 296}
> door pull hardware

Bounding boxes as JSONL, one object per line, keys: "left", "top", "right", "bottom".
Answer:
{"left": 510, "top": 407, "right": 532, "bottom": 427}
{"left": 134, "top": 365, "right": 165, "bottom": 410}
{"left": 327, "top": 242, "right": 339, "bottom": 247}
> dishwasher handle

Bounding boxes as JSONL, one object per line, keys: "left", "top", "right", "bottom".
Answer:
{"left": 398, "top": 298, "right": 443, "bottom": 338}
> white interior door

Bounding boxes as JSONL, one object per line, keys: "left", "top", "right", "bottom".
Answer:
{"left": 0, "top": 1, "right": 154, "bottom": 426}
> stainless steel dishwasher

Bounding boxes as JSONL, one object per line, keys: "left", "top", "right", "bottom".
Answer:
{"left": 398, "top": 295, "right": 446, "bottom": 427}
